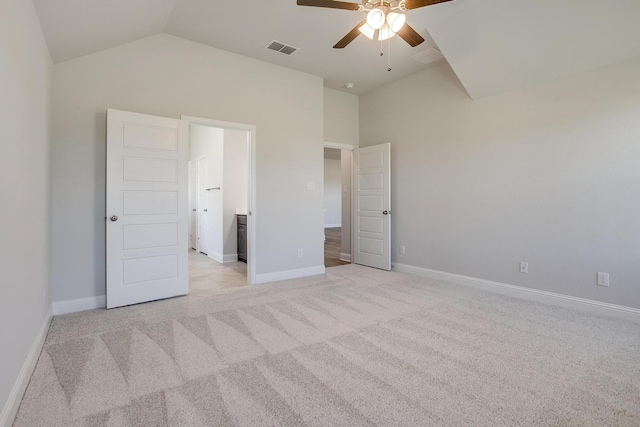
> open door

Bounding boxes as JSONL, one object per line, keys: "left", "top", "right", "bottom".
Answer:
{"left": 352, "top": 143, "right": 391, "bottom": 270}
{"left": 106, "top": 109, "right": 188, "bottom": 309}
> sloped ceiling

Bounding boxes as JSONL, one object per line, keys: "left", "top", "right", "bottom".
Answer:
{"left": 33, "top": 0, "right": 640, "bottom": 98}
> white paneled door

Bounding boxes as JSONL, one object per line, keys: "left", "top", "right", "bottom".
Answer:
{"left": 106, "top": 109, "right": 188, "bottom": 309}
{"left": 353, "top": 143, "right": 391, "bottom": 270}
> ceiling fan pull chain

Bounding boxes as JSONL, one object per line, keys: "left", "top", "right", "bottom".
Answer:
{"left": 387, "top": 39, "right": 392, "bottom": 72}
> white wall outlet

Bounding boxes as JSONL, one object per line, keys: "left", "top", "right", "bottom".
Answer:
{"left": 597, "top": 272, "right": 609, "bottom": 287}
{"left": 400, "top": 245, "right": 406, "bottom": 254}
{"left": 307, "top": 181, "right": 315, "bottom": 190}
{"left": 298, "top": 249, "right": 303, "bottom": 258}
{"left": 519, "top": 262, "right": 528, "bottom": 273}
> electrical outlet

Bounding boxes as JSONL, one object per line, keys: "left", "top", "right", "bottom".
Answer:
{"left": 298, "top": 249, "right": 303, "bottom": 258}
{"left": 307, "top": 181, "right": 315, "bottom": 190}
{"left": 597, "top": 272, "right": 609, "bottom": 287}
{"left": 519, "top": 262, "right": 528, "bottom": 273}
{"left": 400, "top": 245, "right": 406, "bottom": 254}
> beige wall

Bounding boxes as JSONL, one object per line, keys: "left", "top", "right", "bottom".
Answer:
{"left": 0, "top": 0, "right": 52, "bottom": 420}
{"left": 360, "top": 58, "right": 640, "bottom": 309}
{"left": 51, "top": 34, "right": 324, "bottom": 301}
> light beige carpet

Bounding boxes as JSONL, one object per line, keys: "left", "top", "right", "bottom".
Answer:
{"left": 14, "top": 265, "right": 640, "bottom": 426}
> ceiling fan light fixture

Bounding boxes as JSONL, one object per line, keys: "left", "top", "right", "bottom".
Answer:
{"left": 386, "top": 12, "right": 406, "bottom": 33}
{"left": 378, "top": 23, "right": 395, "bottom": 41}
{"left": 358, "top": 23, "right": 376, "bottom": 40}
{"left": 366, "top": 8, "right": 385, "bottom": 30}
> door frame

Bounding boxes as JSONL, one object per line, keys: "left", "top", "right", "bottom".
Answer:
{"left": 183, "top": 115, "right": 257, "bottom": 285}
{"left": 324, "top": 141, "right": 357, "bottom": 263}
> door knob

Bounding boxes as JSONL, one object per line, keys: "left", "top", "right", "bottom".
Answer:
{"left": 204, "top": 209, "right": 208, "bottom": 212}
{"left": 110, "top": 215, "right": 118, "bottom": 222}
{"left": 382, "top": 210, "right": 390, "bottom": 215}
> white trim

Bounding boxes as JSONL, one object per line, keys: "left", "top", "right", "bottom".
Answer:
{"left": 255, "top": 265, "right": 326, "bottom": 285}
{"left": 52, "top": 295, "right": 106, "bottom": 315}
{"left": 340, "top": 252, "right": 352, "bottom": 262}
{"left": 324, "top": 141, "right": 357, "bottom": 151}
{"left": 223, "top": 254, "right": 239, "bottom": 263}
{"left": 182, "top": 115, "right": 257, "bottom": 285}
{"left": 392, "top": 263, "right": 640, "bottom": 323}
{"left": 208, "top": 252, "right": 224, "bottom": 263}
{"left": 324, "top": 223, "right": 341, "bottom": 228}
{"left": 0, "top": 305, "right": 52, "bottom": 427}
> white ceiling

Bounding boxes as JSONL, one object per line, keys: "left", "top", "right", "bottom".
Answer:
{"left": 34, "top": 0, "right": 640, "bottom": 98}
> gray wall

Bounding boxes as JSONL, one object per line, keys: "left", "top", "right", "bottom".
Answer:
{"left": 51, "top": 34, "right": 324, "bottom": 302}
{"left": 223, "top": 129, "right": 249, "bottom": 258}
{"left": 0, "top": 0, "right": 52, "bottom": 418}
{"left": 323, "top": 88, "right": 358, "bottom": 259}
{"left": 324, "top": 153, "right": 341, "bottom": 227}
{"left": 323, "top": 88, "right": 359, "bottom": 146}
{"left": 360, "top": 59, "right": 640, "bottom": 309}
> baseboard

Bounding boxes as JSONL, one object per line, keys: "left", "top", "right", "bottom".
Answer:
{"left": 52, "top": 295, "right": 106, "bottom": 315}
{"left": 223, "top": 254, "right": 239, "bottom": 263}
{"left": 208, "top": 252, "right": 224, "bottom": 263}
{"left": 0, "top": 305, "right": 52, "bottom": 427}
{"left": 392, "top": 263, "right": 640, "bottom": 323}
{"left": 340, "top": 252, "right": 352, "bottom": 262}
{"left": 255, "top": 265, "right": 326, "bottom": 285}
{"left": 324, "top": 223, "right": 341, "bottom": 228}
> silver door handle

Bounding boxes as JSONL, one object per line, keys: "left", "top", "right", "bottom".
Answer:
{"left": 110, "top": 215, "right": 118, "bottom": 222}
{"left": 204, "top": 209, "right": 208, "bottom": 212}
{"left": 382, "top": 210, "right": 390, "bottom": 215}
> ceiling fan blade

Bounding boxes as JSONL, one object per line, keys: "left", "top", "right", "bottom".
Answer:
{"left": 297, "top": 0, "right": 360, "bottom": 11}
{"left": 333, "top": 20, "right": 366, "bottom": 48}
{"left": 403, "top": 0, "right": 453, "bottom": 10}
{"left": 396, "top": 23, "right": 425, "bottom": 47}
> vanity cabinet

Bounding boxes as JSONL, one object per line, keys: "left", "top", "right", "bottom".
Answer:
{"left": 237, "top": 214, "right": 247, "bottom": 263}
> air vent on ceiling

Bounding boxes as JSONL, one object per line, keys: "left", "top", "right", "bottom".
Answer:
{"left": 411, "top": 47, "right": 444, "bottom": 65}
{"left": 265, "top": 40, "right": 299, "bottom": 56}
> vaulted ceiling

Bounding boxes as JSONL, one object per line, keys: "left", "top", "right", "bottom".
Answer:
{"left": 34, "top": 0, "right": 640, "bottom": 98}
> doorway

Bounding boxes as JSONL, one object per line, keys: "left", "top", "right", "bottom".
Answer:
{"left": 323, "top": 142, "right": 355, "bottom": 268}
{"left": 183, "top": 115, "right": 257, "bottom": 287}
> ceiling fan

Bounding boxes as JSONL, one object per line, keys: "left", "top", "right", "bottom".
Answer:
{"left": 296, "top": 0, "right": 453, "bottom": 49}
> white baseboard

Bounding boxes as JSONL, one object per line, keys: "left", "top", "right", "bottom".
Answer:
{"left": 324, "top": 223, "right": 341, "bottom": 228}
{"left": 52, "top": 295, "right": 106, "bottom": 315}
{"left": 392, "top": 263, "right": 640, "bottom": 323}
{"left": 0, "top": 305, "right": 52, "bottom": 427}
{"left": 208, "top": 252, "right": 239, "bottom": 263}
{"left": 340, "top": 252, "right": 352, "bottom": 262}
{"left": 223, "top": 254, "right": 239, "bottom": 263}
{"left": 255, "top": 265, "right": 326, "bottom": 285}
{"left": 208, "top": 252, "right": 224, "bottom": 263}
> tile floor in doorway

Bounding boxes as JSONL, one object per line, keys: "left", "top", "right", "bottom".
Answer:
{"left": 189, "top": 249, "right": 247, "bottom": 293}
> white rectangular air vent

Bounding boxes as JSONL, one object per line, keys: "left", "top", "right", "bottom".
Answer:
{"left": 265, "top": 40, "right": 299, "bottom": 56}
{"left": 411, "top": 47, "right": 444, "bottom": 65}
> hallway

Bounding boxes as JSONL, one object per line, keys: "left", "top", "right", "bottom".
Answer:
{"left": 189, "top": 250, "right": 247, "bottom": 293}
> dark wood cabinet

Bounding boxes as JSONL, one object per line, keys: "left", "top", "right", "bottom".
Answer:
{"left": 237, "top": 214, "right": 247, "bottom": 263}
